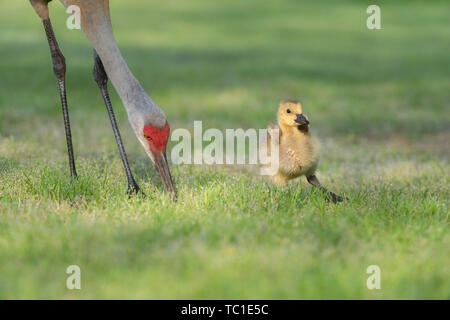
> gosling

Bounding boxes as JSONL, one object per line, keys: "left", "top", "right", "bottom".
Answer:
{"left": 265, "top": 100, "right": 343, "bottom": 203}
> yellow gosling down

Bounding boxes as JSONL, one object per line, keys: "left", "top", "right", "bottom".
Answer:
{"left": 265, "top": 100, "right": 343, "bottom": 203}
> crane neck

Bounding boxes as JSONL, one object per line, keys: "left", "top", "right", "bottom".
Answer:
{"left": 59, "top": 0, "right": 166, "bottom": 129}
{"left": 77, "top": 0, "right": 145, "bottom": 109}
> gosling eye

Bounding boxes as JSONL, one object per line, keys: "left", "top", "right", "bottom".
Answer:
{"left": 286, "top": 109, "right": 291, "bottom": 114}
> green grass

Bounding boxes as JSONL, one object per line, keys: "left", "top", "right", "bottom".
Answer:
{"left": 0, "top": 0, "right": 449, "bottom": 299}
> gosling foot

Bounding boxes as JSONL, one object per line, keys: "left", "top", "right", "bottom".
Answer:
{"left": 326, "top": 191, "right": 344, "bottom": 204}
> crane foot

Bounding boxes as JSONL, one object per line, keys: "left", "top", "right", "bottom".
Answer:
{"left": 127, "top": 183, "right": 145, "bottom": 198}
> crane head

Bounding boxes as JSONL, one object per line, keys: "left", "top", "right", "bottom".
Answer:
{"left": 142, "top": 122, "right": 176, "bottom": 200}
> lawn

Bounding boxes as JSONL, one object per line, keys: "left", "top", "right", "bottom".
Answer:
{"left": 0, "top": 0, "right": 448, "bottom": 299}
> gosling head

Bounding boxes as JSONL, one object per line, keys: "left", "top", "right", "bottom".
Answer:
{"left": 277, "top": 100, "right": 310, "bottom": 131}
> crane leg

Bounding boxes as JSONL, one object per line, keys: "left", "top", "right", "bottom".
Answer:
{"left": 93, "top": 50, "right": 142, "bottom": 196}
{"left": 42, "top": 17, "right": 78, "bottom": 179}
{"left": 306, "top": 175, "right": 343, "bottom": 204}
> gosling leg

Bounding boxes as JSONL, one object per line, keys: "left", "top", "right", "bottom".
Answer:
{"left": 306, "top": 174, "right": 343, "bottom": 204}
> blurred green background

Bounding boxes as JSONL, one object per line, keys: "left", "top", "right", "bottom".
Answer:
{"left": 0, "top": 0, "right": 448, "bottom": 299}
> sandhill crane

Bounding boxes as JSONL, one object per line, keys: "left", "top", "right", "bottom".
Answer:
{"left": 29, "top": 0, "right": 176, "bottom": 199}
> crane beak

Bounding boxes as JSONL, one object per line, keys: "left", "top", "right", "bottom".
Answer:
{"left": 153, "top": 151, "right": 177, "bottom": 201}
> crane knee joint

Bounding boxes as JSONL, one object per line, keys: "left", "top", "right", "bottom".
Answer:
{"left": 93, "top": 54, "right": 108, "bottom": 88}
{"left": 52, "top": 50, "right": 66, "bottom": 81}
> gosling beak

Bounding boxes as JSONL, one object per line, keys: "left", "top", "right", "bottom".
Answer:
{"left": 153, "top": 151, "right": 177, "bottom": 201}
{"left": 294, "top": 114, "right": 310, "bottom": 126}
